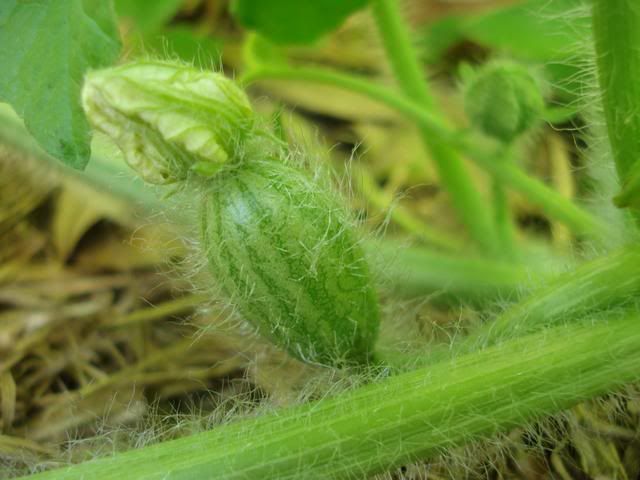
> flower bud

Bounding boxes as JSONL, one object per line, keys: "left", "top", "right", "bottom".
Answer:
{"left": 463, "top": 62, "right": 543, "bottom": 144}
{"left": 82, "top": 60, "right": 254, "bottom": 184}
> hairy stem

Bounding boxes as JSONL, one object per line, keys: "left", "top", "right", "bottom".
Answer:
{"left": 370, "top": 0, "right": 498, "bottom": 254}
{"left": 478, "top": 245, "right": 640, "bottom": 344}
{"left": 383, "top": 244, "right": 640, "bottom": 370}
{"left": 592, "top": 0, "right": 640, "bottom": 211}
{"left": 25, "top": 313, "right": 640, "bottom": 480}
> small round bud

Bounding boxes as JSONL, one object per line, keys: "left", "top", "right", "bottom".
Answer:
{"left": 82, "top": 60, "right": 254, "bottom": 184}
{"left": 463, "top": 62, "right": 544, "bottom": 143}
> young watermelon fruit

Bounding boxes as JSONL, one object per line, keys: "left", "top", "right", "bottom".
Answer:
{"left": 82, "top": 60, "right": 380, "bottom": 367}
{"left": 201, "top": 158, "right": 380, "bottom": 366}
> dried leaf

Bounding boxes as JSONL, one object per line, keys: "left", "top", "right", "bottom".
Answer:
{"left": 52, "top": 179, "right": 133, "bottom": 260}
{"left": 0, "top": 372, "right": 16, "bottom": 432}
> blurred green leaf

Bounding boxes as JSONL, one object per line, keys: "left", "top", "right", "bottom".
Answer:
{"left": 420, "top": 16, "right": 464, "bottom": 64}
{"left": 462, "top": 0, "right": 588, "bottom": 60}
{"left": 0, "top": 0, "right": 121, "bottom": 170}
{"left": 231, "top": 0, "right": 368, "bottom": 44}
{"left": 421, "top": 0, "right": 588, "bottom": 63}
{"left": 114, "top": 0, "right": 184, "bottom": 33}
{"left": 147, "top": 26, "right": 222, "bottom": 68}
{"left": 419, "top": 0, "right": 589, "bottom": 101}
{"left": 243, "top": 33, "right": 288, "bottom": 69}
{"left": 614, "top": 163, "right": 640, "bottom": 210}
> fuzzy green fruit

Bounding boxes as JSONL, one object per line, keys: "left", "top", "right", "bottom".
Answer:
{"left": 82, "top": 60, "right": 380, "bottom": 366}
{"left": 200, "top": 159, "right": 380, "bottom": 366}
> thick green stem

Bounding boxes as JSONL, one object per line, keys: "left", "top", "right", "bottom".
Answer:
{"left": 479, "top": 245, "right": 640, "bottom": 344}
{"left": 384, "top": 244, "right": 640, "bottom": 370}
{"left": 370, "top": 0, "right": 498, "bottom": 254}
{"left": 367, "top": 238, "right": 545, "bottom": 302}
{"left": 592, "top": 0, "right": 640, "bottom": 211}
{"left": 419, "top": 245, "right": 640, "bottom": 366}
{"left": 241, "top": 67, "right": 608, "bottom": 239}
{"left": 25, "top": 313, "right": 640, "bottom": 480}
{"left": 370, "top": 0, "right": 434, "bottom": 107}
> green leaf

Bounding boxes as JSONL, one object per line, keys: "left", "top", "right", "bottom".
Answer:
{"left": 231, "top": 0, "right": 368, "bottom": 44}
{"left": 114, "top": 0, "right": 184, "bottom": 34}
{"left": 146, "top": 25, "right": 222, "bottom": 69}
{"left": 592, "top": 0, "right": 640, "bottom": 215}
{"left": 242, "top": 33, "right": 288, "bottom": 70}
{"left": 0, "top": 0, "right": 120, "bottom": 170}
{"left": 614, "top": 162, "right": 640, "bottom": 209}
{"left": 461, "top": 0, "right": 588, "bottom": 61}
{"left": 420, "top": 0, "right": 588, "bottom": 63}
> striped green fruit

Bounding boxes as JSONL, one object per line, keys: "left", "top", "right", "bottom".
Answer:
{"left": 200, "top": 158, "right": 380, "bottom": 366}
